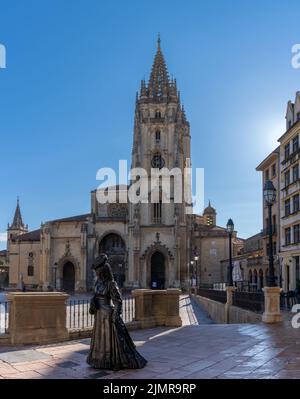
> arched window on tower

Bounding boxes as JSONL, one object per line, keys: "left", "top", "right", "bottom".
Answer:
{"left": 153, "top": 201, "right": 162, "bottom": 224}
{"left": 155, "top": 130, "right": 161, "bottom": 143}
{"left": 27, "top": 252, "right": 34, "bottom": 276}
{"left": 155, "top": 110, "right": 161, "bottom": 119}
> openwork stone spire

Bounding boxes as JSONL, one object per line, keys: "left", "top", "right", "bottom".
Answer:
{"left": 136, "top": 36, "right": 185, "bottom": 111}
{"left": 147, "top": 35, "right": 170, "bottom": 99}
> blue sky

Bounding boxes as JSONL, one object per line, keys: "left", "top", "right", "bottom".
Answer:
{"left": 1, "top": 0, "right": 300, "bottom": 249}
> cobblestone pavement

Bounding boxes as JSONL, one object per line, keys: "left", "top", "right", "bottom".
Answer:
{"left": 0, "top": 296, "right": 299, "bottom": 379}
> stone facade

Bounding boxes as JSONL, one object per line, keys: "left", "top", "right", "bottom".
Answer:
{"left": 256, "top": 147, "right": 281, "bottom": 287}
{"left": 5, "top": 39, "right": 243, "bottom": 293}
{"left": 0, "top": 249, "right": 8, "bottom": 288}
{"left": 256, "top": 91, "right": 300, "bottom": 293}
{"left": 221, "top": 233, "right": 264, "bottom": 290}
{"left": 278, "top": 95, "right": 300, "bottom": 292}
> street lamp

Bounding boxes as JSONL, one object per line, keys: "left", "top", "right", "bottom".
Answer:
{"left": 190, "top": 260, "right": 195, "bottom": 288}
{"left": 194, "top": 254, "right": 199, "bottom": 286}
{"left": 226, "top": 218, "right": 234, "bottom": 286}
{"left": 263, "top": 180, "right": 276, "bottom": 287}
{"left": 53, "top": 262, "right": 58, "bottom": 290}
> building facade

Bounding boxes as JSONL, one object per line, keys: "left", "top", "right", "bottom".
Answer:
{"left": 6, "top": 39, "right": 242, "bottom": 293}
{"left": 277, "top": 92, "right": 300, "bottom": 292}
{"left": 256, "top": 91, "right": 300, "bottom": 293}
{"left": 256, "top": 146, "right": 281, "bottom": 286}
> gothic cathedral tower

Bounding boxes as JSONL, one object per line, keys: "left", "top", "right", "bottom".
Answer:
{"left": 127, "top": 37, "right": 192, "bottom": 290}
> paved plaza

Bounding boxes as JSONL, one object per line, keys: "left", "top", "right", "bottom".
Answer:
{"left": 0, "top": 296, "right": 299, "bottom": 379}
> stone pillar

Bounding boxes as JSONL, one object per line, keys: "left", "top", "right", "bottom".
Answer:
{"left": 132, "top": 289, "right": 182, "bottom": 328}
{"left": 225, "top": 286, "right": 236, "bottom": 323}
{"left": 262, "top": 287, "right": 282, "bottom": 323}
{"left": 133, "top": 289, "right": 155, "bottom": 328}
{"left": 7, "top": 292, "right": 70, "bottom": 344}
{"left": 165, "top": 289, "right": 182, "bottom": 326}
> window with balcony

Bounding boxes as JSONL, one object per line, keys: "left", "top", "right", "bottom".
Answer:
{"left": 293, "top": 164, "right": 299, "bottom": 182}
{"left": 293, "top": 194, "right": 300, "bottom": 212}
{"left": 155, "top": 110, "right": 161, "bottom": 119}
{"left": 285, "top": 227, "right": 291, "bottom": 245}
{"left": 285, "top": 170, "right": 290, "bottom": 187}
{"left": 285, "top": 143, "right": 290, "bottom": 160}
{"left": 285, "top": 198, "right": 291, "bottom": 216}
{"left": 293, "top": 135, "right": 299, "bottom": 153}
{"left": 294, "top": 224, "right": 300, "bottom": 243}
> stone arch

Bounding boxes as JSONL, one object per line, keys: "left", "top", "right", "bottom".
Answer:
{"left": 248, "top": 269, "right": 253, "bottom": 284}
{"left": 253, "top": 269, "right": 258, "bottom": 286}
{"left": 96, "top": 230, "right": 127, "bottom": 250}
{"left": 98, "top": 232, "right": 126, "bottom": 288}
{"left": 57, "top": 255, "right": 80, "bottom": 292}
{"left": 141, "top": 243, "right": 174, "bottom": 288}
{"left": 150, "top": 251, "right": 165, "bottom": 289}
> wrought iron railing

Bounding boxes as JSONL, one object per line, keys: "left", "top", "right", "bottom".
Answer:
{"left": 0, "top": 301, "right": 9, "bottom": 334}
{"left": 232, "top": 290, "right": 264, "bottom": 313}
{"left": 66, "top": 296, "right": 135, "bottom": 330}
{"left": 212, "top": 282, "right": 226, "bottom": 291}
{"left": 280, "top": 291, "right": 299, "bottom": 310}
{"left": 197, "top": 288, "right": 227, "bottom": 304}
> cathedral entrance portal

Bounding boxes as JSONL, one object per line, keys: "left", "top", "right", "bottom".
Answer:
{"left": 62, "top": 261, "right": 75, "bottom": 292}
{"left": 99, "top": 233, "right": 126, "bottom": 288}
{"left": 151, "top": 252, "right": 165, "bottom": 289}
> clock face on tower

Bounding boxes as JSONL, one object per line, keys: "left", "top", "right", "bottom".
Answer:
{"left": 151, "top": 154, "right": 165, "bottom": 169}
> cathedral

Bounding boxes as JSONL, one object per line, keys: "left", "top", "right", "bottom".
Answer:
{"left": 6, "top": 39, "right": 243, "bottom": 292}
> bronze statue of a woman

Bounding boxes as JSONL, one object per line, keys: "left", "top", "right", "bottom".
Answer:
{"left": 87, "top": 253, "right": 147, "bottom": 370}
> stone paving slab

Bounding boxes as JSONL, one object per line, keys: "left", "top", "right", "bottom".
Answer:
{"left": 0, "top": 295, "right": 299, "bottom": 379}
{"left": 0, "top": 349, "right": 51, "bottom": 364}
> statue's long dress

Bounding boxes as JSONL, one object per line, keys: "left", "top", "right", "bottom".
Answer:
{"left": 87, "top": 279, "right": 147, "bottom": 370}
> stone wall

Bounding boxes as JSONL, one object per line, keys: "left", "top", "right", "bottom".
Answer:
{"left": 192, "top": 294, "right": 262, "bottom": 324}
{"left": 193, "top": 294, "right": 226, "bottom": 323}
{"left": 1, "top": 289, "right": 182, "bottom": 346}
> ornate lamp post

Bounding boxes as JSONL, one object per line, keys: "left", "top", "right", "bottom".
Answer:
{"left": 226, "top": 218, "right": 234, "bottom": 286}
{"left": 262, "top": 180, "right": 282, "bottom": 323}
{"left": 190, "top": 260, "right": 195, "bottom": 285}
{"left": 53, "top": 262, "right": 58, "bottom": 291}
{"left": 263, "top": 180, "right": 276, "bottom": 287}
{"left": 194, "top": 254, "right": 199, "bottom": 286}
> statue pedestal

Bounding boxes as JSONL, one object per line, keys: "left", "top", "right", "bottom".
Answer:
{"left": 262, "top": 287, "right": 282, "bottom": 323}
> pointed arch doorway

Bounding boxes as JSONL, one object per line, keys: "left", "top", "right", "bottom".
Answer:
{"left": 151, "top": 251, "right": 165, "bottom": 289}
{"left": 62, "top": 261, "right": 75, "bottom": 292}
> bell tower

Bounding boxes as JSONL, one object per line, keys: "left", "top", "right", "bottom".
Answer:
{"left": 7, "top": 198, "right": 28, "bottom": 255}
{"left": 127, "top": 37, "right": 192, "bottom": 290}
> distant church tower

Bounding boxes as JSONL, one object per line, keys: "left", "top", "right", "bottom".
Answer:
{"left": 127, "top": 37, "right": 192, "bottom": 290}
{"left": 203, "top": 201, "right": 217, "bottom": 227}
{"left": 7, "top": 198, "right": 28, "bottom": 240}
{"left": 7, "top": 198, "right": 28, "bottom": 254}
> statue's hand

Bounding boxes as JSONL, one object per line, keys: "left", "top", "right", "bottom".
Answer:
{"left": 89, "top": 297, "right": 97, "bottom": 315}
